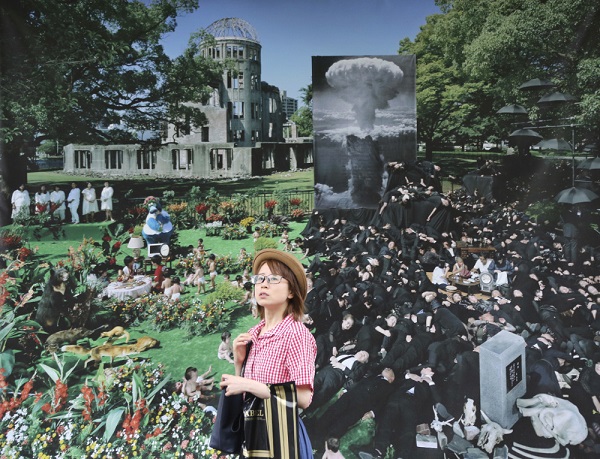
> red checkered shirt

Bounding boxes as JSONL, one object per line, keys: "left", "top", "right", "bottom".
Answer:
{"left": 244, "top": 314, "right": 316, "bottom": 392}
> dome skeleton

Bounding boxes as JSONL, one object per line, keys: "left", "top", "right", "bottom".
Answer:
{"left": 205, "top": 17, "right": 260, "bottom": 43}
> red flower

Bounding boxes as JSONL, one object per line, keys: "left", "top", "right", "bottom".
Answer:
{"left": 81, "top": 384, "right": 94, "bottom": 421}
{"left": 112, "top": 241, "right": 122, "bottom": 252}
{"left": 289, "top": 197, "right": 302, "bottom": 207}
{"left": 195, "top": 203, "right": 209, "bottom": 214}
{"left": 0, "top": 233, "right": 22, "bottom": 251}
{"left": 19, "top": 378, "right": 34, "bottom": 402}
{"left": 264, "top": 200, "right": 278, "bottom": 209}
{"left": 17, "top": 247, "right": 33, "bottom": 261}
{"left": 102, "top": 235, "right": 112, "bottom": 242}
{"left": 206, "top": 213, "right": 224, "bottom": 222}
{"left": 97, "top": 385, "right": 107, "bottom": 406}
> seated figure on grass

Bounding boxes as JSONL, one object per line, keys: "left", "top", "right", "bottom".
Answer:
{"left": 141, "top": 197, "right": 174, "bottom": 245}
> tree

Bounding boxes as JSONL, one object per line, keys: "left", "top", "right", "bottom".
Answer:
{"left": 399, "top": 15, "right": 499, "bottom": 159}
{"left": 400, "top": 0, "right": 600, "bottom": 159}
{"left": 0, "top": 0, "right": 223, "bottom": 225}
{"left": 442, "top": 0, "right": 600, "bottom": 148}
{"left": 289, "top": 84, "right": 313, "bottom": 137}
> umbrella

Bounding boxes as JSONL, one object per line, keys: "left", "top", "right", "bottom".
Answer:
{"left": 554, "top": 186, "right": 599, "bottom": 204}
{"left": 537, "top": 92, "right": 577, "bottom": 105}
{"left": 534, "top": 138, "right": 572, "bottom": 151}
{"left": 577, "top": 156, "right": 600, "bottom": 170}
{"left": 519, "top": 78, "right": 555, "bottom": 91}
{"left": 509, "top": 128, "right": 543, "bottom": 142}
{"left": 496, "top": 104, "right": 528, "bottom": 115}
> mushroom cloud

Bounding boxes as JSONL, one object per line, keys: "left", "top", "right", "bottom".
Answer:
{"left": 326, "top": 57, "right": 404, "bottom": 131}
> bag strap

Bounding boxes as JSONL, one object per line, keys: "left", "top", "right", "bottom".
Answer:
{"left": 241, "top": 341, "right": 252, "bottom": 377}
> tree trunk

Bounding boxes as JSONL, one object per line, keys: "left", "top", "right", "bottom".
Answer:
{"left": 425, "top": 141, "right": 434, "bottom": 162}
{"left": 0, "top": 143, "right": 29, "bottom": 226}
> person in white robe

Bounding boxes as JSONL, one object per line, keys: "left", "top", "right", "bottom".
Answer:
{"left": 11, "top": 184, "right": 30, "bottom": 219}
{"left": 81, "top": 182, "right": 99, "bottom": 223}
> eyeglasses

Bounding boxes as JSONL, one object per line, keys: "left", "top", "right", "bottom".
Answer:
{"left": 250, "top": 274, "right": 286, "bottom": 285}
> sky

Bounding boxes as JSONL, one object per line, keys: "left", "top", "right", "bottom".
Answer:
{"left": 160, "top": 0, "right": 441, "bottom": 104}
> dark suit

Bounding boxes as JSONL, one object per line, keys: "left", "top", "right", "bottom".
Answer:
{"left": 373, "top": 376, "right": 439, "bottom": 457}
{"left": 309, "top": 354, "right": 369, "bottom": 410}
{"left": 312, "top": 373, "right": 395, "bottom": 442}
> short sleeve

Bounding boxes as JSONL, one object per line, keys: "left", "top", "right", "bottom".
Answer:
{"left": 286, "top": 324, "right": 316, "bottom": 390}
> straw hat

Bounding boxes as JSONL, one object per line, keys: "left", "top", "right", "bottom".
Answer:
{"left": 252, "top": 249, "right": 307, "bottom": 301}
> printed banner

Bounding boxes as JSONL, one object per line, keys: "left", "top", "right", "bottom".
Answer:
{"left": 312, "top": 55, "right": 417, "bottom": 209}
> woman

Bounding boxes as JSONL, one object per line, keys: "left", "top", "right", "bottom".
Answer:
{"left": 81, "top": 182, "right": 99, "bottom": 223}
{"left": 220, "top": 249, "right": 316, "bottom": 458}
{"left": 100, "top": 181, "right": 114, "bottom": 222}
{"left": 449, "top": 256, "right": 470, "bottom": 278}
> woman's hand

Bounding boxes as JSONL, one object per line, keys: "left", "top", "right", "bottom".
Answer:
{"left": 220, "top": 374, "right": 270, "bottom": 400}
{"left": 220, "top": 374, "right": 249, "bottom": 396}
{"left": 232, "top": 333, "right": 252, "bottom": 367}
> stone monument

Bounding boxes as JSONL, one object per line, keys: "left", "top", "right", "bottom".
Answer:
{"left": 480, "top": 330, "right": 526, "bottom": 429}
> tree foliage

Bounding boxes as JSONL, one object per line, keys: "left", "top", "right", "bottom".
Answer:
{"left": 401, "top": 0, "right": 600, "bottom": 159}
{"left": 0, "top": 0, "right": 223, "bottom": 210}
{"left": 290, "top": 84, "right": 313, "bottom": 137}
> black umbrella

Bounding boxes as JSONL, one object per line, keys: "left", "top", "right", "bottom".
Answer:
{"left": 509, "top": 128, "right": 543, "bottom": 142}
{"left": 519, "top": 78, "right": 555, "bottom": 91}
{"left": 534, "top": 138, "right": 572, "bottom": 152}
{"left": 496, "top": 104, "right": 528, "bottom": 115}
{"left": 554, "top": 186, "right": 599, "bottom": 204}
{"left": 537, "top": 92, "right": 577, "bottom": 105}
{"left": 577, "top": 156, "right": 600, "bottom": 170}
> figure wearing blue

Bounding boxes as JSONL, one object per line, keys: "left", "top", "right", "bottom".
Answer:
{"left": 142, "top": 201, "right": 174, "bottom": 245}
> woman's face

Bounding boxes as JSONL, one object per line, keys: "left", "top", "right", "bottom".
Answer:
{"left": 386, "top": 316, "right": 397, "bottom": 327}
{"left": 341, "top": 317, "right": 354, "bottom": 330}
{"left": 253, "top": 262, "right": 292, "bottom": 310}
{"left": 595, "top": 362, "right": 600, "bottom": 376}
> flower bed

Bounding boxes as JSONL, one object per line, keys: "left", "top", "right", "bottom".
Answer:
{"left": 0, "top": 359, "right": 230, "bottom": 458}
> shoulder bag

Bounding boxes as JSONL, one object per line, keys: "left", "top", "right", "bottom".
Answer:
{"left": 244, "top": 381, "right": 313, "bottom": 459}
{"left": 209, "top": 342, "right": 252, "bottom": 454}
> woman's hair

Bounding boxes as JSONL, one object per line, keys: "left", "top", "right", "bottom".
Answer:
{"left": 123, "top": 255, "right": 133, "bottom": 266}
{"left": 255, "top": 258, "right": 305, "bottom": 321}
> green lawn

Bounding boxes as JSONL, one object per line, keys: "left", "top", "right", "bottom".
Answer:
{"left": 23, "top": 216, "right": 309, "bottom": 386}
{"left": 27, "top": 168, "right": 315, "bottom": 199}
{"left": 21, "top": 166, "right": 314, "bottom": 388}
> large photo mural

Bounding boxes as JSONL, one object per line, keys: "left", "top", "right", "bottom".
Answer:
{"left": 312, "top": 55, "right": 417, "bottom": 210}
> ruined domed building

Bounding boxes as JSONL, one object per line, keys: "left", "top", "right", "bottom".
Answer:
{"left": 63, "top": 18, "right": 312, "bottom": 178}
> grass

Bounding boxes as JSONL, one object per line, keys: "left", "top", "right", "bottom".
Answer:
{"left": 23, "top": 162, "right": 476, "bottom": 457}
{"left": 27, "top": 169, "right": 315, "bottom": 200}
{"left": 21, "top": 214, "right": 309, "bottom": 386}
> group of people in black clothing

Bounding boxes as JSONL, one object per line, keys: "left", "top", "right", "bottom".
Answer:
{"left": 300, "top": 160, "right": 600, "bottom": 458}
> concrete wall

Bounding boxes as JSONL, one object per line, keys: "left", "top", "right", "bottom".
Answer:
{"left": 62, "top": 140, "right": 312, "bottom": 178}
